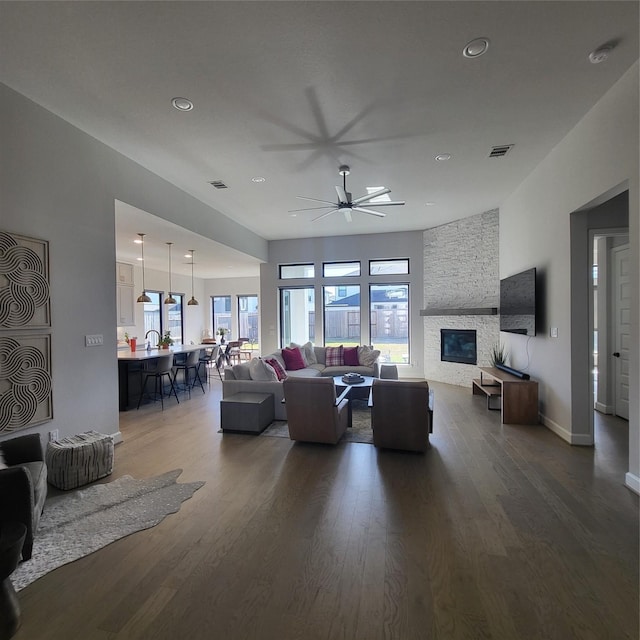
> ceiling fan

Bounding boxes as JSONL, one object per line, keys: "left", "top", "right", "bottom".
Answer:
{"left": 290, "top": 165, "right": 405, "bottom": 222}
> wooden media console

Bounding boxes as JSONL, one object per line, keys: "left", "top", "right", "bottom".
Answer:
{"left": 472, "top": 367, "right": 539, "bottom": 425}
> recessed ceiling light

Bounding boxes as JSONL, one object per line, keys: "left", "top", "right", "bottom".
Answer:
{"left": 589, "top": 45, "right": 612, "bottom": 64}
{"left": 290, "top": 213, "right": 297, "bottom": 217}
{"left": 435, "top": 153, "right": 451, "bottom": 162}
{"left": 184, "top": 253, "right": 192, "bottom": 259}
{"left": 251, "top": 176, "right": 266, "bottom": 183}
{"left": 134, "top": 239, "right": 143, "bottom": 244}
{"left": 425, "top": 202, "right": 436, "bottom": 207}
{"left": 463, "top": 38, "right": 490, "bottom": 58}
{"left": 171, "top": 97, "right": 193, "bottom": 111}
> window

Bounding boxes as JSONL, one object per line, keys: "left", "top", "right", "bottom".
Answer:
{"left": 212, "top": 295, "right": 231, "bottom": 336}
{"left": 166, "top": 293, "right": 184, "bottom": 345}
{"left": 280, "top": 287, "right": 315, "bottom": 346}
{"left": 323, "top": 285, "right": 360, "bottom": 346}
{"left": 323, "top": 261, "right": 360, "bottom": 277}
{"left": 238, "top": 294, "right": 259, "bottom": 344}
{"left": 369, "top": 259, "right": 409, "bottom": 275}
{"left": 280, "top": 264, "right": 315, "bottom": 279}
{"left": 142, "top": 291, "right": 163, "bottom": 339}
{"left": 369, "top": 284, "right": 409, "bottom": 364}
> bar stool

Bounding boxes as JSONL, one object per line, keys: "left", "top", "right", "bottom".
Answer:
{"left": 199, "top": 346, "right": 223, "bottom": 384}
{"left": 137, "top": 354, "right": 179, "bottom": 410}
{"left": 174, "top": 350, "right": 205, "bottom": 397}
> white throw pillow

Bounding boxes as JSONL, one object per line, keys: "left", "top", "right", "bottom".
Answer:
{"left": 290, "top": 341, "right": 317, "bottom": 365}
{"left": 232, "top": 363, "right": 252, "bottom": 380}
{"left": 249, "top": 357, "right": 278, "bottom": 381}
{"left": 358, "top": 345, "right": 381, "bottom": 368}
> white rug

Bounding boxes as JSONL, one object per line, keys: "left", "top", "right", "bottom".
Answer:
{"left": 12, "top": 469, "right": 204, "bottom": 591}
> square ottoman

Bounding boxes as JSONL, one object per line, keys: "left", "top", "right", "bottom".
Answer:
{"left": 220, "top": 393, "right": 274, "bottom": 434}
{"left": 46, "top": 430, "right": 114, "bottom": 490}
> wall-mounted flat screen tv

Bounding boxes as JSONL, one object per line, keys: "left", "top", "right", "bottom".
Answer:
{"left": 500, "top": 267, "right": 536, "bottom": 336}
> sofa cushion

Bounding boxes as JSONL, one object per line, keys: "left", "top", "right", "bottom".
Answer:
{"left": 232, "top": 362, "right": 252, "bottom": 380}
{"left": 249, "top": 358, "right": 278, "bottom": 381}
{"left": 265, "top": 357, "right": 287, "bottom": 381}
{"left": 325, "top": 345, "right": 344, "bottom": 366}
{"left": 286, "top": 367, "right": 322, "bottom": 378}
{"left": 313, "top": 346, "right": 326, "bottom": 365}
{"left": 282, "top": 346, "right": 306, "bottom": 371}
{"left": 290, "top": 341, "right": 317, "bottom": 365}
{"left": 343, "top": 346, "right": 359, "bottom": 366}
{"left": 358, "top": 345, "right": 380, "bottom": 367}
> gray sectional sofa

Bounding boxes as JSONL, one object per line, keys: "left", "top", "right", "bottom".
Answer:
{"left": 222, "top": 343, "right": 379, "bottom": 420}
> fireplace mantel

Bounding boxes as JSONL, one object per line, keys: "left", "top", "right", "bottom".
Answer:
{"left": 420, "top": 307, "right": 498, "bottom": 316}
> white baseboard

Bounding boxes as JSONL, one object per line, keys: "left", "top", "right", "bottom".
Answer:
{"left": 625, "top": 473, "right": 640, "bottom": 495}
{"left": 594, "top": 402, "right": 613, "bottom": 414}
{"left": 112, "top": 430, "right": 123, "bottom": 445}
{"left": 540, "top": 414, "right": 594, "bottom": 446}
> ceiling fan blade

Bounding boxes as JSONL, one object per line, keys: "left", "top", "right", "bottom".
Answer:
{"left": 359, "top": 200, "right": 405, "bottom": 207}
{"left": 335, "top": 185, "right": 348, "bottom": 203}
{"left": 352, "top": 187, "right": 391, "bottom": 205}
{"left": 288, "top": 205, "right": 336, "bottom": 212}
{"left": 343, "top": 209, "right": 353, "bottom": 223}
{"left": 313, "top": 209, "right": 339, "bottom": 222}
{"left": 296, "top": 195, "right": 339, "bottom": 206}
{"left": 353, "top": 207, "right": 386, "bottom": 218}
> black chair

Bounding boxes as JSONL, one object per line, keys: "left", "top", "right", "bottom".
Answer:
{"left": 174, "top": 350, "right": 205, "bottom": 397}
{"left": 137, "top": 354, "right": 179, "bottom": 409}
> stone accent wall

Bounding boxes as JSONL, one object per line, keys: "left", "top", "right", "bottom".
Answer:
{"left": 423, "top": 210, "right": 500, "bottom": 386}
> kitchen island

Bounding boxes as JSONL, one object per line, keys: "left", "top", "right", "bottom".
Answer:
{"left": 118, "top": 344, "right": 208, "bottom": 410}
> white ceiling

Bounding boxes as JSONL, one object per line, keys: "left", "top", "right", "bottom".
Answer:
{"left": 1, "top": 1, "right": 637, "bottom": 276}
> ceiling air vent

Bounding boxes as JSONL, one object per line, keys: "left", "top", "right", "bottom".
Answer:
{"left": 209, "top": 180, "right": 228, "bottom": 189}
{"left": 489, "top": 144, "right": 513, "bottom": 158}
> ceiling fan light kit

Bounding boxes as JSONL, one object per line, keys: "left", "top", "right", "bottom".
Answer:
{"left": 291, "top": 165, "right": 405, "bottom": 223}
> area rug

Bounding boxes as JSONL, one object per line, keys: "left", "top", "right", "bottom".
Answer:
{"left": 11, "top": 469, "right": 204, "bottom": 591}
{"left": 262, "top": 400, "right": 373, "bottom": 444}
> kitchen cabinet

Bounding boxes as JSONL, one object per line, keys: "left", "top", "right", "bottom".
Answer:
{"left": 116, "top": 262, "right": 135, "bottom": 326}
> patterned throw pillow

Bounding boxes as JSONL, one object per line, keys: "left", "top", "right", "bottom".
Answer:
{"left": 357, "top": 345, "right": 381, "bottom": 367}
{"left": 325, "top": 345, "right": 344, "bottom": 367}
{"left": 343, "top": 346, "right": 359, "bottom": 366}
{"left": 281, "top": 346, "right": 306, "bottom": 371}
{"left": 265, "top": 357, "right": 287, "bottom": 381}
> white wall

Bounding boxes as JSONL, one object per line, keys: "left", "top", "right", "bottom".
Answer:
{"left": 500, "top": 64, "right": 639, "bottom": 490}
{"left": 0, "top": 82, "right": 266, "bottom": 445}
{"left": 262, "top": 232, "right": 424, "bottom": 378}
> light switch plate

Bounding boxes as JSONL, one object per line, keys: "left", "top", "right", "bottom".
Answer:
{"left": 550, "top": 327, "right": 558, "bottom": 338}
{"left": 85, "top": 334, "right": 104, "bottom": 347}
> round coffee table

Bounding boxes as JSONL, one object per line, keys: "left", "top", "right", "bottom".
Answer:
{"left": 0, "top": 522, "right": 27, "bottom": 640}
{"left": 333, "top": 375, "right": 374, "bottom": 401}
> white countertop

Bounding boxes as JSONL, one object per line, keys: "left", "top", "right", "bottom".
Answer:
{"left": 117, "top": 344, "right": 207, "bottom": 361}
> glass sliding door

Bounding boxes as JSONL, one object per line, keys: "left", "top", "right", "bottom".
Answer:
{"left": 238, "top": 294, "right": 259, "bottom": 350}
{"left": 323, "top": 285, "right": 360, "bottom": 346}
{"left": 280, "top": 287, "right": 314, "bottom": 346}
{"left": 212, "top": 295, "right": 231, "bottom": 337}
{"left": 369, "top": 283, "right": 409, "bottom": 363}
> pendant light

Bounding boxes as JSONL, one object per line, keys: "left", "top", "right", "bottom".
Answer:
{"left": 164, "top": 242, "right": 176, "bottom": 305}
{"left": 187, "top": 249, "right": 199, "bottom": 306}
{"left": 136, "top": 233, "right": 152, "bottom": 303}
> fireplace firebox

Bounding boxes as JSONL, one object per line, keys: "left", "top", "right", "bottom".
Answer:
{"left": 440, "top": 329, "right": 477, "bottom": 365}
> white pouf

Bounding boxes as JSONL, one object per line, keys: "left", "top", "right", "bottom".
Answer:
{"left": 46, "top": 430, "right": 114, "bottom": 490}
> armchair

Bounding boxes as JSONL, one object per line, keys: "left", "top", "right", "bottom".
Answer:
{"left": 370, "top": 379, "right": 434, "bottom": 452}
{"left": 283, "top": 377, "right": 350, "bottom": 444}
{"left": 0, "top": 433, "right": 48, "bottom": 560}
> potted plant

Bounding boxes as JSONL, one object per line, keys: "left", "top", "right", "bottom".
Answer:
{"left": 490, "top": 341, "right": 508, "bottom": 368}
{"left": 217, "top": 327, "right": 229, "bottom": 344}
{"left": 159, "top": 331, "right": 174, "bottom": 349}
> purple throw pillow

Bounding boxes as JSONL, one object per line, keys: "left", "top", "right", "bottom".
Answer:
{"left": 281, "top": 347, "right": 306, "bottom": 371}
{"left": 343, "top": 346, "right": 359, "bottom": 366}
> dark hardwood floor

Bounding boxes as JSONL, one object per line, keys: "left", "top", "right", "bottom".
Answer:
{"left": 15, "top": 378, "right": 639, "bottom": 639}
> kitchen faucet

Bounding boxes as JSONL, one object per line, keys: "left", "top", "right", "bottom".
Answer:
{"left": 145, "top": 329, "right": 161, "bottom": 347}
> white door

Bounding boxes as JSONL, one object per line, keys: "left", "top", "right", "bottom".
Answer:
{"left": 612, "top": 244, "right": 630, "bottom": 420}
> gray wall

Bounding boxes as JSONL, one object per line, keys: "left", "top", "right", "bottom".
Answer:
{"left": 261, "top": 232, "right": 424, "bottom": 378}
{"left": 0, "top": 82, "right": 266, "bottom": 444}
{"left": 500, "top": 63, "right": 639, "bottom": 491}
{"left": 423, "top": 210, "right": 499, "bottom": 386}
